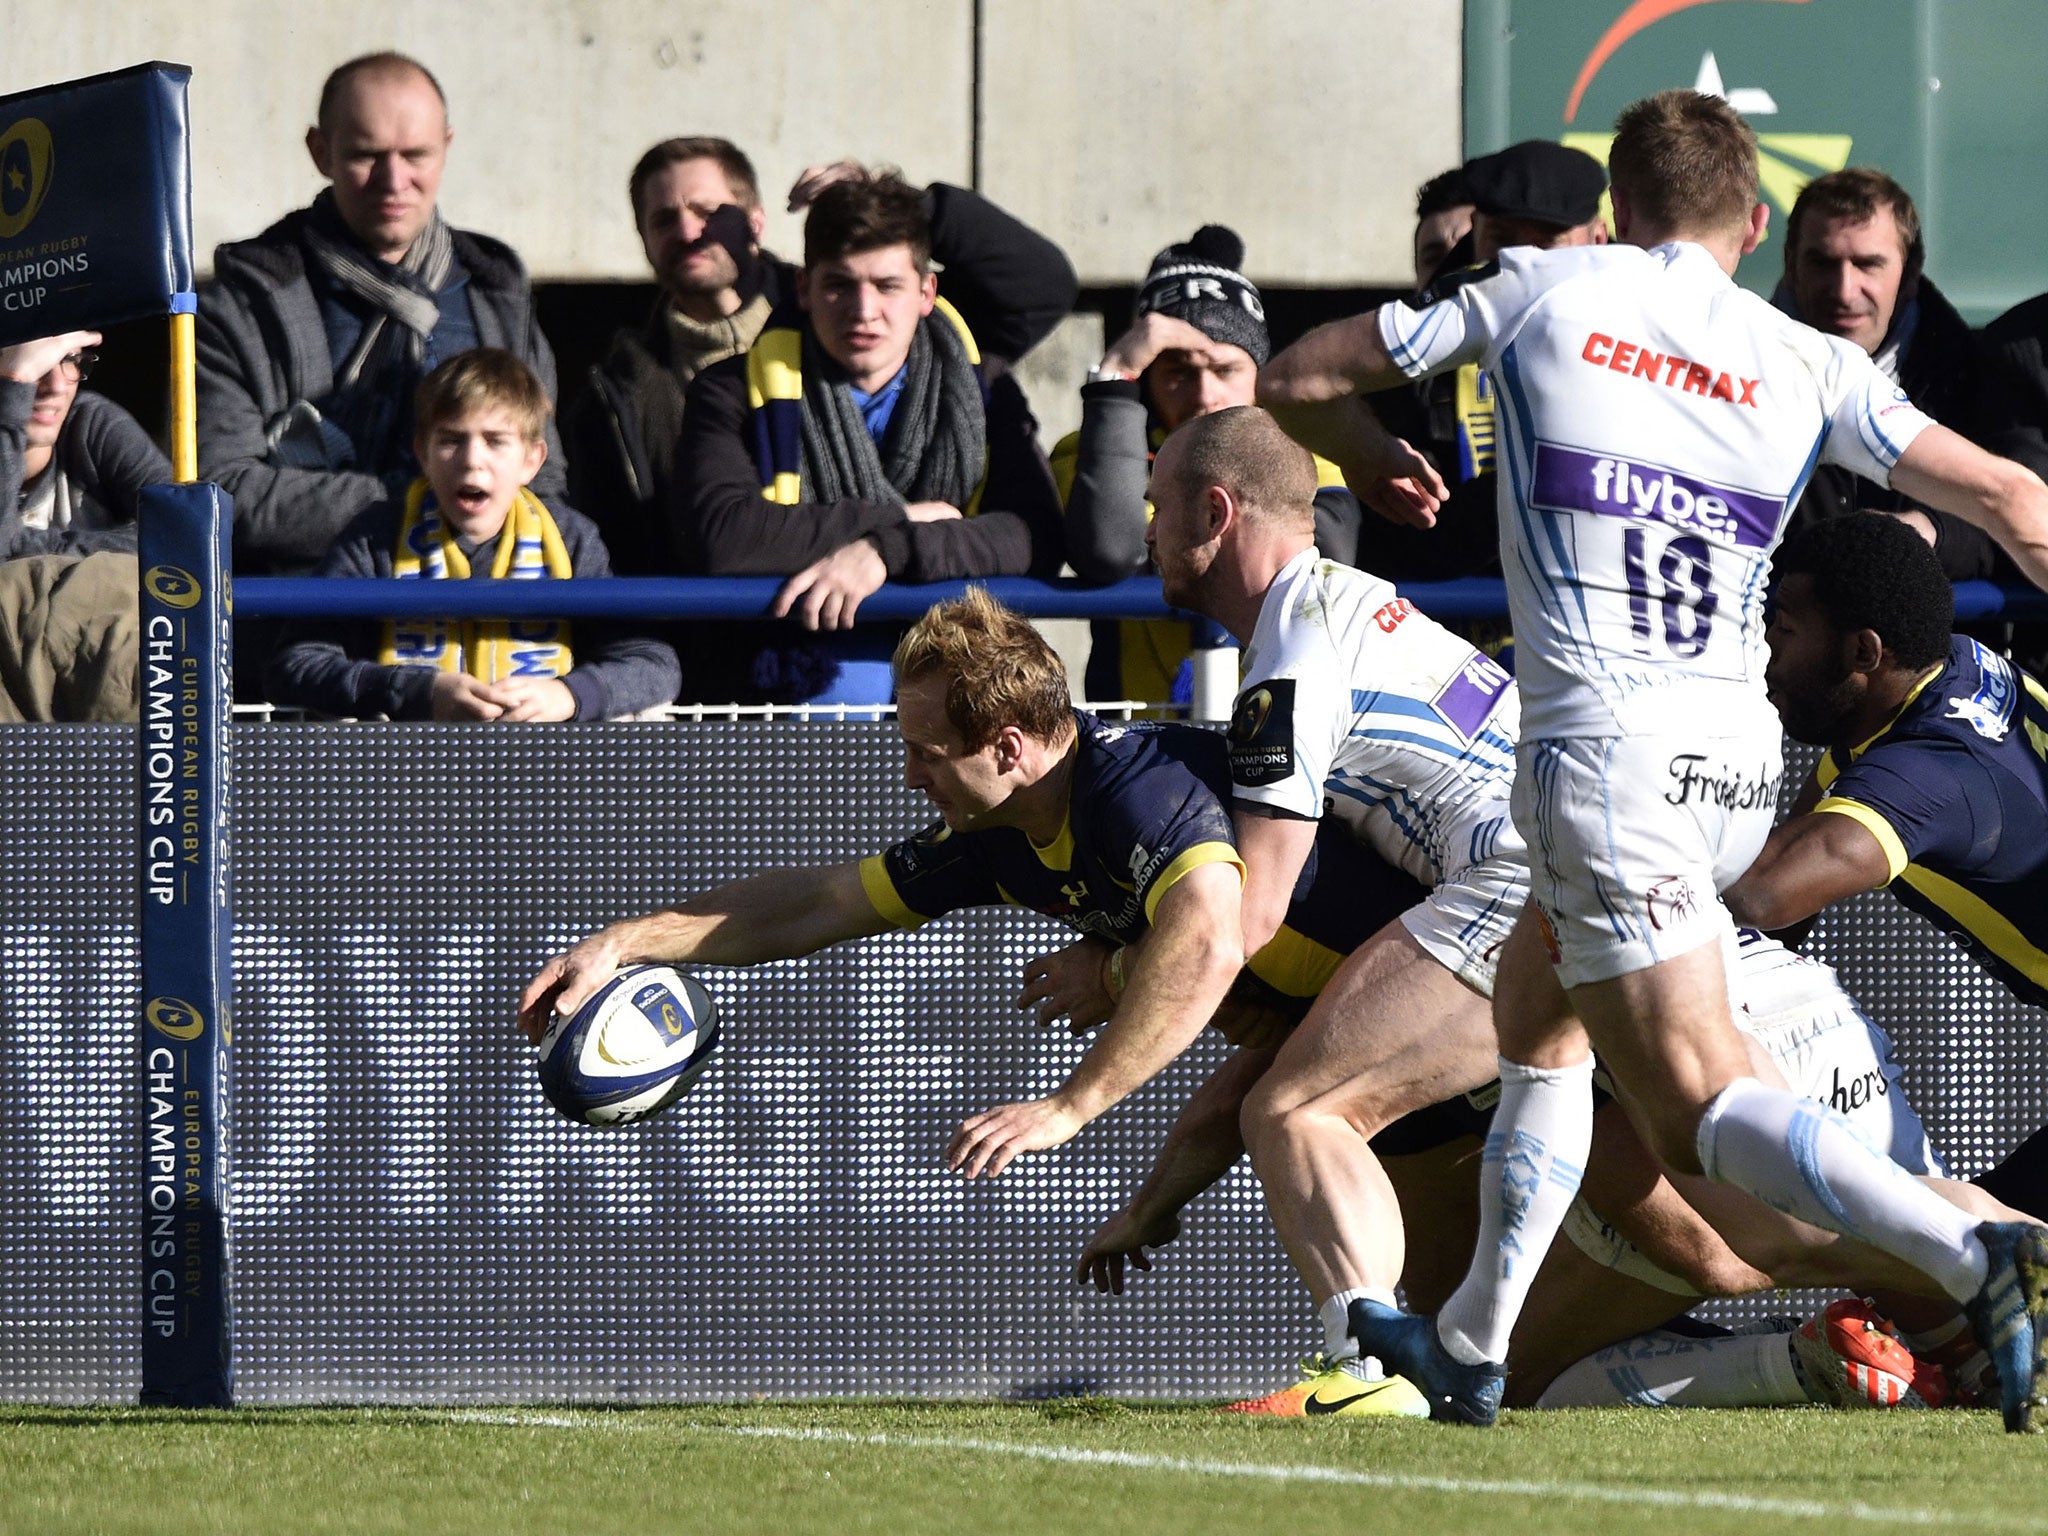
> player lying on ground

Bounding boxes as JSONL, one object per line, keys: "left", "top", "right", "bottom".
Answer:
{"left": 520, "top": 587, "right": 1420, "bottom": 1183}
{"left": 1061, "top": 922, "right": 2022, "bottom": 1409}
{"left": 1257, "top": 86, "right": 2048, "bottom": 1430}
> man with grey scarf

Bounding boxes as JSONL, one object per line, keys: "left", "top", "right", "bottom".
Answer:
{"left": 196, "top": 51, "right": 566, "bottom": 693}
{"left": 676, "top": 166, "right": 1074, "bottom": 705}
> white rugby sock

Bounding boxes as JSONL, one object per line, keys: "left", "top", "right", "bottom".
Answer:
{"left": 1437, "top": 1055, "right": 1595, "bottom": 1366}
{"left": 1535, "top": 1327, "right": 1806, "bottom": 1408}
{"left": 1322, "top": 1288, "right": 1395, "bottom": 1372}
{"left": 1695, "top": 1077, "right": 1988, "bottom": 1303}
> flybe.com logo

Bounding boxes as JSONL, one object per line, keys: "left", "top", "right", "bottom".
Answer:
{"left": 1559, "top": 0, "right": 1852, "bottom": 222}
{"left": 0, "top": 118, "right": 53, "bottom": 241}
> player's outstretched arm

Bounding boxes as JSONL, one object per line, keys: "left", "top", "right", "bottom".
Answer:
{"left": 1077, "top": 1045, "right": 1277, "bottom": 1293}
{"left": 516, "top": 862, "right": 889, "bottom": 1040}
{"left": 1258, "top": 312, "right": 1407, "bottom": 404}
{"left": 1723, "top": 811, "right": 1893, "bottom": 934}
{"left": 1257, "top": 313, "right": 1449, "bottom": 527}
{"left": 1889, "top": 425, "right": 2048, "bottom": 593}
{"left": 947, "top": 863, "right": 1246, "bottom": 1178}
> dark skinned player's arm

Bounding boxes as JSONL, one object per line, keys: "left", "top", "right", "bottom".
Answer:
{"left": 1121, "top": 1046, "right": 1277, "bottom": 1225}
{"left": 1075, "top": 1046, "right": 1279, "bottom": 1294}
{"left": 1723, "top": 773, "right": 1894, "bottom": 934}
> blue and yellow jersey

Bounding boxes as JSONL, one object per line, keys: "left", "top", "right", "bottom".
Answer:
{"left": 1048, "top": 426, "right": 1353, "bottom": 704}
{"left": 859, "top": 712, "right": 1426, "bottom": 1001}
{"left": 860, "top": 713, "right": 1246, "bottom": 945}
{"left": 1813, "top": 635, "right": 2048, "bottom": 1007}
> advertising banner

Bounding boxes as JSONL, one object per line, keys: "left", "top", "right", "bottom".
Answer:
{"left": 1464, "top": 0, "right": 2048, "bottom": 317}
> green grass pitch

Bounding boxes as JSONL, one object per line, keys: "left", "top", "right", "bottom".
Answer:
{"left": 6, "top": 1402, "right": 2046, "bottom": 1536}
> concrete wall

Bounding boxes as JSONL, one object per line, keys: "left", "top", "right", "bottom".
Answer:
{"left": 0, "top": 0, "right": 1459, "bottom": 285}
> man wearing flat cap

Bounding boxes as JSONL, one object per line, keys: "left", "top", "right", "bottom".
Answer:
{"left": 1370, "top": 142, "right": 1608, "bottom": 594}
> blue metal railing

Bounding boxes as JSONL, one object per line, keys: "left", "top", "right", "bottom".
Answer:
{"left": 233, "top": 574, "right": 2048, "bottom": 624}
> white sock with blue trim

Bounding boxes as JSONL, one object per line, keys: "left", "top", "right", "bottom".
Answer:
{"left": 1695, "top": 1076, "right": 1987, "bottom": 1303}
{"left": 1437, "top": 1054, "right": 1596, "bottom": 1366}
{"left": 1535, "top": 1327, "right": 1807, "bottom": 1408}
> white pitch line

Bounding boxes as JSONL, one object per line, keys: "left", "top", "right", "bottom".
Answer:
{"left": 431, "top": 1410, "right": 2047, "bottom": 1530}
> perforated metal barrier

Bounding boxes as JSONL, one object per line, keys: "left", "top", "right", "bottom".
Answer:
{"left": 2, "top": 723, "right": 2043, "bottom": 1404}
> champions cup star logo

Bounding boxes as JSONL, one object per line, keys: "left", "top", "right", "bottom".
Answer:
{"left": 144, "top": 565, "right": 202, "bottom": 609}
{"left": 1559, "top": 0, "right": 1852, "bottom": 226}
{"left": 146, "top": 996, "right": 205, "bottom": 1041}
{"left": 0, "top": 117, "right": 53, "bottom": 240}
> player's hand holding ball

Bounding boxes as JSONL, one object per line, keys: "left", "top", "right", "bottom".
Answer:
{"left": 518, "top": 932, "right": 629, "bottom": 1041}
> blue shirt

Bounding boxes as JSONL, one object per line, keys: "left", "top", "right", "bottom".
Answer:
{"left": 849, "top": 366, "right": 908, "bottom": 443}
{"left": 1815, "top": 634, "right": 2048, "bottom": 1006}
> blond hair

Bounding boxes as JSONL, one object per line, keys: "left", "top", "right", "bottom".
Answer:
{"left": 1608, "top": 89, "right": 1758, "bottom": 241}
{"left": 413, "top": 349, "right": 552, "bottom": 444}
{"left": 892, "top": 587, "right": 1073, "bottom": 750}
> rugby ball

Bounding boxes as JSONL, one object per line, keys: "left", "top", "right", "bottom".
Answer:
{"left": 535, "top": 964, "right": 721, "bottom": 1126}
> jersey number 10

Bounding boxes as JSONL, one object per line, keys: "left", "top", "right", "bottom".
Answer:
{"left": 1622, "top": 526, "right": 1719, "bottom": 659}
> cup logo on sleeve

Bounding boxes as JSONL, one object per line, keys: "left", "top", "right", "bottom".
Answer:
{"left": 1228, "top": 680, "right": 1295, "bottom": 786}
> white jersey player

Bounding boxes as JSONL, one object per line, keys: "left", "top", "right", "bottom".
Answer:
{"left": 1259, "top": 88, "right": 2048, "bottom": 1432}
{"left": 1230, "top": 550, "right": 1523, "bottom": 991}
{"left": 1142, "top": 407, "right": 1532, "bottom": 1416}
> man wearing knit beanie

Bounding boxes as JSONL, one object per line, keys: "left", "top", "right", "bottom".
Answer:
{"left": 1055, "top": 226, "right": 1362, "bottom": 703}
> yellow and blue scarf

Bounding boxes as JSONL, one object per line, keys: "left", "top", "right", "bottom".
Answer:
{"left": 745, "top": 295, "right": 987, "bottom": 512}
{"left": 379, "top": 479, "right": 575, "bottom": 681}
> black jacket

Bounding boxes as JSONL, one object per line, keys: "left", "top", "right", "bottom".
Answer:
{"left": 1776, "top": 275, "right": 1998, "bottom": 581}
{"left": 197, "top": 206, "right": 569, "bottom": 576}
{"left": 563, "top": 254, "right": 794, "bottom": 575}
{"left": 0, "top": 384, "right": 169, "bottom": 558}
{"left": 671, "top": 183, "right": 1075, "bottom": 579}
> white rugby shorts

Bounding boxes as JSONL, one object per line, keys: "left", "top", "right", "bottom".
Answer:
{"left": 1399, "top": 851, "right": 1529, "bottom": 999}
{"left": 1514, "top": 733, "right": 1783, "bottom": 989}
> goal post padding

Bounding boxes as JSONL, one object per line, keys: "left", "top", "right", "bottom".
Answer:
{"left": 137, "top": 480, "right": 233, "bottom": 1406}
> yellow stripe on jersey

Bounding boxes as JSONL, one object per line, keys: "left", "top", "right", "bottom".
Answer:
{"left": 858, "top": 855, "right": 926, "bottom": 930}
{"left": 1142, "top": 841, "right": 1247, "bottom": 924}
{"left": 1029, "top": 812, "right": 1076, "bottom": 872}
{"left": 1245, "top": 922, "right": 1346, "bottom": 999}
{"left": 1812, "top": 797, "right": 1909, "bottom": 882}
{"left": 2024, "top": 673, "right": 2048, "bottom": 762}
{"left": 1898, "top": 861, "right": 2048, "bottom": 996}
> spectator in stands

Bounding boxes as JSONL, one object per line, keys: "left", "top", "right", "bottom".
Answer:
{"left": 0, "top": 552, "right": 138, "bottom": 721}
{"left": 1977, "top": 292, "right": 2048, "bottom": 482}
{"left": 198, "top": 51, "right": 567, "bottom": 692}
{"left": 1774, "top": 168, "right": 1996, "bottom": 580}
{"left": 1368, "top": 141, "right": 1607, "bottom": 588}
{"left": 675, "top": 164, "right": 1074, "bottom": 705}
{"left": 266, "top": 350, "right": 678, "bottom": 722}
{"left": 1057, "top": 225, "right": 1363, "bottom": 704}
{"left": 1, "top": 329, "right": 169, "bottom": 557}
{"left": 1411, "top": 167, "right": 1476, "bottom": 293}
{"left": 565, "top": 137, "right": 788, "bottom": 576}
